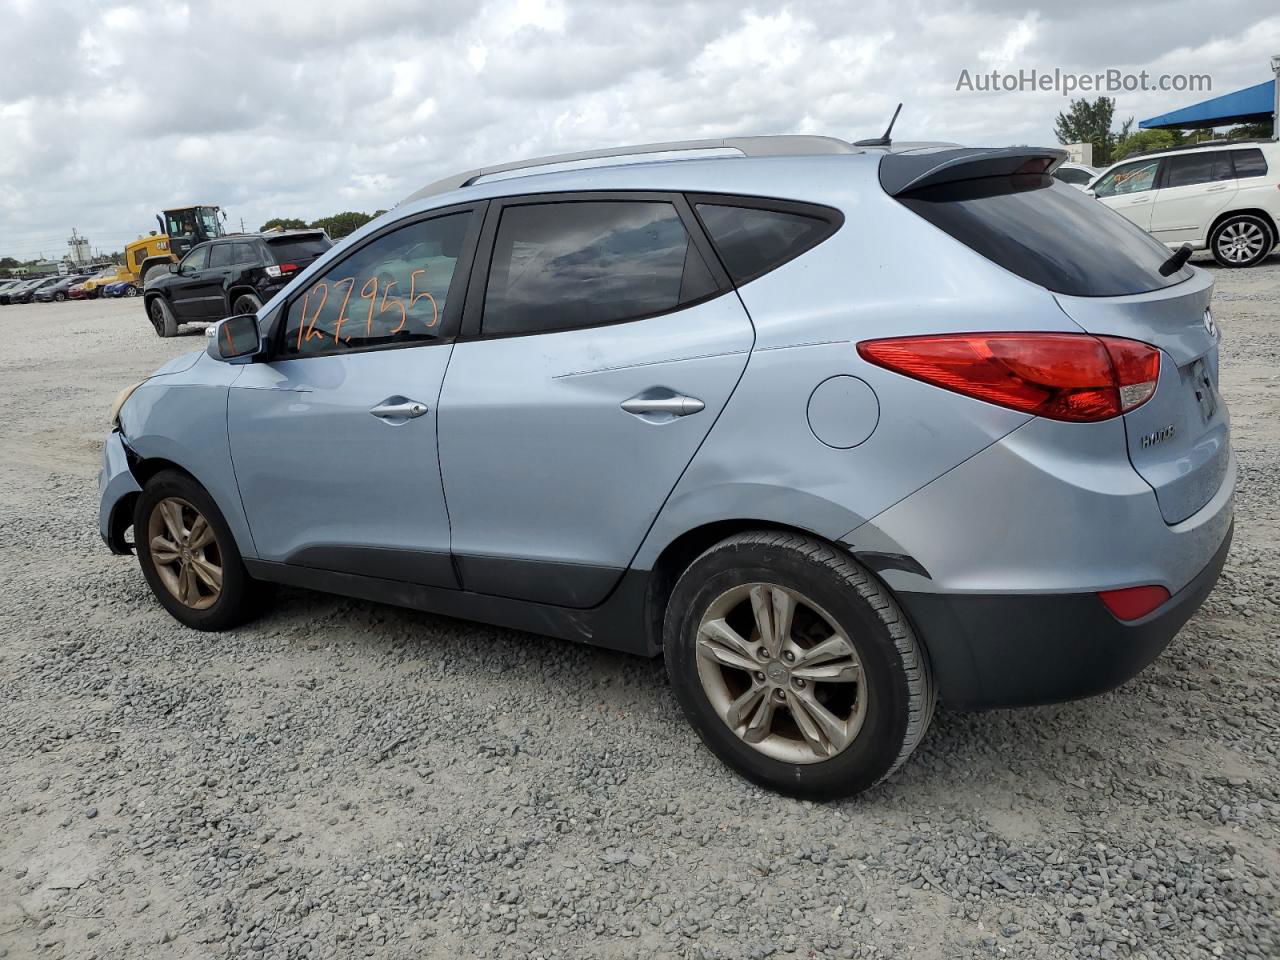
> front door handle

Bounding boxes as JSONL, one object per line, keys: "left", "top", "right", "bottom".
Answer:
{"left": 621, "top": 393, "right": 705, "bottom": 417}
{"left": 370, "top": 398, "right": 429, "bottom": 421}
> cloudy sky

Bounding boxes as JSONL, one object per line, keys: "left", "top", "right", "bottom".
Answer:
{"left": 1, "top": 0, "right": 1277, "bottom": 261}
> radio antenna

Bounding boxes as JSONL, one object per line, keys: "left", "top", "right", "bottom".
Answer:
{"left": 854, "top": 103, "right": 903, "bottom": 147}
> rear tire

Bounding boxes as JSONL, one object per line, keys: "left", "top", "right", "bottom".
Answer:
{"left": 1210, "top": 214, "right": 1274, "bottom": 268}
{"left": 663, "top": 531, "right": 935, "bottom": 800}
{"left": 233, "top": 293, "right": 263, "bottom": 315}
{"left": 148, "top": 296, "right": 178, "bottom": 337}
{"left": 123, "top": 284, "right": 139, "bottom": 298}
{"left": 54, "top": 292, "right": 66, "bottom": 302}
{"left": 134, "top": 470, "right": 262, "bottom": 631}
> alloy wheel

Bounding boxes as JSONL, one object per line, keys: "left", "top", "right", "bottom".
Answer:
{"left": 147, "top": 497, "right": 222, "bottom": 610}
{"left": 1218, "top": 221, "right": 1267, "bottom": 264}
{"left": 695, "top": 582, "right": 867, "bottom": 764}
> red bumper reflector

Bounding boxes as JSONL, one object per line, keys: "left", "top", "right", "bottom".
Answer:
{"left": 1098, "top": 585, "right": 1171, "bottom": 621}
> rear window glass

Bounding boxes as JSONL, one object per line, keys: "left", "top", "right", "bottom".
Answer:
{"left": 1232, "top": 148, "right": 1268, "bottom": 178}
{"left": 266, "top": 234, "right": 332, "bottom": 263}
{"left": 695, "top": 203, "right": 835, "bottom": 284}
{"left": 898, "top": 174, "right": 1192, "bottom": 297}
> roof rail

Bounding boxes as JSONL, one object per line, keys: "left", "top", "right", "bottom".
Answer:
{"left": 1115, "top": 137, "right": 1273, "bottom": 162}
{"left": 400, "top": 135, "right": 857, "bottom": 205}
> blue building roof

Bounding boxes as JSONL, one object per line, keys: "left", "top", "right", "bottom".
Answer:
{"left": 1140, "top": 80, "right": 1275, "bottom": 129}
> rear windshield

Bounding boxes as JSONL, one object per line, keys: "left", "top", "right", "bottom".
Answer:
{"left": 265, "top": 234, "right": 332, "bottom": 263}
{"left": 898, "top": 174, "right": 1192, "bottom": 297}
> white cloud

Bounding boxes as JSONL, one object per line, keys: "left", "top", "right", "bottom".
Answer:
{"left": 0, "top": 0, "right": 1276, "bottom": 260}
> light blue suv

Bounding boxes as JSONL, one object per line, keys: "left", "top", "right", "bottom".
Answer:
{"left": 100, "top": 136, "right": 1234, "bottom": 798}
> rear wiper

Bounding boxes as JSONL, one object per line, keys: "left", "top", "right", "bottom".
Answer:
{"left": 1159, "top": 243, "right": 1193, "bottom": 277}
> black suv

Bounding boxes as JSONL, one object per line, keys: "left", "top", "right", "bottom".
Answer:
{"left": 143, "top": 231, "right": 332, "bottom": 337}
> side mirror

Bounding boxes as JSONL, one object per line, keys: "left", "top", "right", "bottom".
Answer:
{"left": 212, "top": 314, "right": 261, "bottom": 362}
{"left": 1085, "top": 188, "right": 1097, "bottom": 198}
{"left": 168, "top": 262, "right": 179, "bottom": 274}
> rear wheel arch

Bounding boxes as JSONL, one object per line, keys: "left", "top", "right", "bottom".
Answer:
{"left": 646, "top": 520, "right": 868, "bottom": 650}
{"left": 1208, "top": 207, "right": 1277, "bottom": 242}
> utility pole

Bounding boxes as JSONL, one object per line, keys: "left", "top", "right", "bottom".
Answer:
{"left": 240, "top": 217, "right": 245, "bottom": 233}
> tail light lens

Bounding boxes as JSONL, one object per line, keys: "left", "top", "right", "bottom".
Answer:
{"left": 857, "top": 333, "right": 1160, "bottom": 422}
{"left": 264, "top": 263, "right": 298, "bottom": 278}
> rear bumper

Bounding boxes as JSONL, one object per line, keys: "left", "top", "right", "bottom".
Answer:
{"left": 898, "top": 522, "right": 1232, "bottom": 710}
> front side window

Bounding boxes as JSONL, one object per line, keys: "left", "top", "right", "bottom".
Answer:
{"left": 181, "top": 245, "right": 209, "bottom": 271}
{"left": 280, "top": 212, "right": 470, "bottom": 357}
{"left": 695, "top": 202, "right": 836, "bottom": 284}
{"left": 1232, "top": 148, "right": 1268, "bottom": 178}
{"left": 1093, "top": 159, "right": 1159, "bottom": 197}
{"left": 481, "top": 200, "right": 717, "bottom": 337}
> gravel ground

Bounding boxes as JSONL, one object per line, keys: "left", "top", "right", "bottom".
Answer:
{"left": 1, "top": 261, "right": 1277, "bottom": 960}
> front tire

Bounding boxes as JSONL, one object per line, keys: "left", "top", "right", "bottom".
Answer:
{"left": 134, "top": 470, "right": 261, "bottom": 631}
{"left": 54, "top": 292, "right": 66, "bottom": 302}
{"left": 147, "top": 296, "right": 178, "bottom": 337}
{"left": 663, "top": 531, "right": 935, "bottom": 800}
{"left": 1210, "top": 214, "right": 1275, "bottom": 268}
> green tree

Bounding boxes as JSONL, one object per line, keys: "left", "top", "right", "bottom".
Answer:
{"left": 309, "top": 211, "right": 375, "bottom": 239}
{"left": 1054, "top": 97, "right": 1134, "bottom": 166}
{"left": 1227, "top": 121, "right": 1272, "bottom": 139}
{"left": 260, "top": 217, "right": 308, "bottom": 232}
{"left": 1111, "top": 128, "right": 1179, "bottom": 161}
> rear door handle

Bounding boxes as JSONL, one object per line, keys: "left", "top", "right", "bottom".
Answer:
{"left": 370, "top": 398, "right": 429, "bottom": 421}
{"left": 621, "top": 394, "right": 705, "bottom": 417}
{"left": 1205, "top": 184, "right": 1229, "bottom": 192}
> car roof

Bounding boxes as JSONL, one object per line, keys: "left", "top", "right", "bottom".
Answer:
{"left": 1110, "top": 138, "right": 1275, "bottom": 164}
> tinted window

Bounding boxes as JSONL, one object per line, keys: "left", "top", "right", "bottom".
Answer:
{"left": 133, "top": 248, "right": 147, "bottom": 267}
{"left": 482, "top": 201, "right": 717, "bottom": 336}
{"left": 1053, "top": 167, "right": 1093, "bottom": 185}
{"left": 267, "top": 234, "right": 332, "bottom": 263}
{"left": 281, "top": 213, "right": 469, "bottom": 357}
{"left": 231, "top": 241, "right": 261, "bottom": 264}
{"left": 695, "top": 203, "right": 834, "bottom": 284}
{"left": 899, "top": 174, "right": 1192, "bottom": 297}
{"left": 1164, "top": 152, "right": 1234, "bottom": 188}
{"left": 1093, "top": 159, "right": 1159, "bottom": 197}
{"left": 181, "top": 245, "right": 209, "bottom": 271}
{"left": 1232, "top": 148, "right": 1268, "bottom": 178}
{"left": 208, "top": 243, "right": 234, "bottom": 268}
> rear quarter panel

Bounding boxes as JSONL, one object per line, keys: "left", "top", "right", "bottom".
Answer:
{"left": 634, "top": 177, "right": 1089, "bottom": 568}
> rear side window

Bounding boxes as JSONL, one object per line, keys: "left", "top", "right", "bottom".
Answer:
{"left": 267, "top": 234, "right": 333, "bottom": 264}
{"left": 1232, "top": 148, "right": 1268, "bottom": 178}
{"left": 280, "top": 213, "right": 470, "bottom": 356}
{"left": 228, "top": 241, "right": 258, "bottom": 264}
{"left": 208, "top": 243, "right": 234, "bottom": 268}
{"left": 694, "top": 202, "right": 837, "bottom": 284}
{"left": 1163, "top": 152, "right": 1234, "bottom": 188}
{"left": 899, "top": 174, "right": 1192, "bottom": 297}
{"left": 482, "top": 201, "right": 718, "bottom": 336}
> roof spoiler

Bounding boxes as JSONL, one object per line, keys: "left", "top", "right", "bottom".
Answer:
{"left": 879, "top": 147, "right": 1068, "bottom": 196}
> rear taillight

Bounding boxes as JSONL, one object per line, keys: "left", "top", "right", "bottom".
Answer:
{"left": 856, "top": 333, "right": 1160, "bottom": 422}
{"left": 264, "top": 263, "right": 298, "bottom": 278}
{"left": 1098, "top": 585, "right": 1170, "bottom": 621}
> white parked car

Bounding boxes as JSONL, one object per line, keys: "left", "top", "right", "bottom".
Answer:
{"left": 1088, "top": 141, "right": 1280, "bottom": 267}
{"left": 1052, "top": 161, "right": 1099, "bottom": 189}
